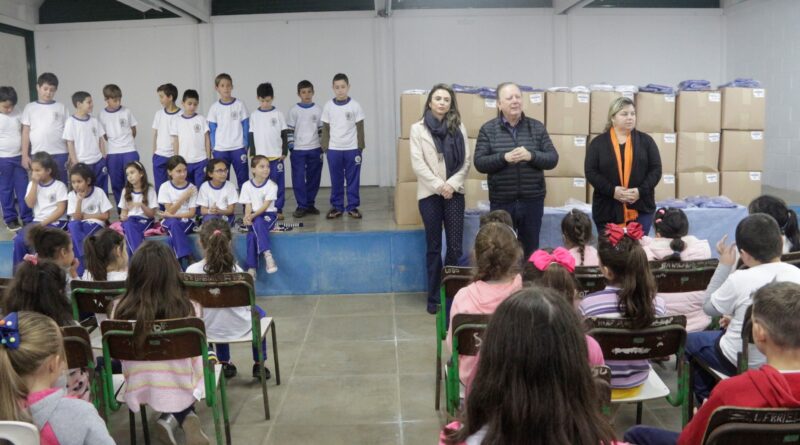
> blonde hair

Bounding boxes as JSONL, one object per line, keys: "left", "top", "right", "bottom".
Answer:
{"left": 604, "top": 96, "right": 635, "bottom": 132}
{"left": 0, "top": 312, "right": 64, "bottom": 421}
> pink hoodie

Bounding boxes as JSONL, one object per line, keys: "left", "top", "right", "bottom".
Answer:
{"left": 640, "top": 235, "right": 713, "bottom": 332}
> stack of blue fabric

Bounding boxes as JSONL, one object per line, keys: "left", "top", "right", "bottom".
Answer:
{"left": 677, "top": 80, "right": 712, "bottom": 91}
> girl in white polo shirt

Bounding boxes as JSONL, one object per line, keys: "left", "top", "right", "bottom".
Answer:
{"left": 66, "top": 163, "right": 113, "bottom": 276}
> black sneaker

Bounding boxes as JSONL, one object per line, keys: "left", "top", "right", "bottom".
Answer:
{"left": 252, "top": 363, "right": 272, "bottom": 381}
{"left": 6, "top": 220, "right": 21, "bottom": 232}
{"left": 307, "top": 206, "right": 321, "bottom": 215}
{"left": 292, "top": 208, "right": 307, "bottom": 218}
{"left": 222, "top": 362, "right": 238, "bottom": 379}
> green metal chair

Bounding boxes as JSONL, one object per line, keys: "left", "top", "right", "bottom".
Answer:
{"left": 435, "top": 266, "right": 474, "bottom": 411}
{"left": 61, "top": 325, "right": 102, "bottom": 411}
{"left": 701, "top": 407, "right": 800, "bottom": 445}
{"left": 70, "top": 280, "right": 127, "bottom": 329}
{"left": 444, "top": 313, "right": 490, "bottom": 417}
{"left": 99, "top": 317, "right": 230, "bottom": 445}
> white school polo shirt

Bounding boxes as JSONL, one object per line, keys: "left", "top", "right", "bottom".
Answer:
{"left": 21, "top": 101, "right": 69, "bottom": 155}
{"left": 320, "top": 98, "right": 364, "bottom": 151}
{"left": 99, "top": 106, "right": 138, "bottom": 154}
{"left": 169, "top": 114, "right": 209, "bottom": 164}
{"left": 207, "top": 99, "right": 248, "bottom": 151}
{"left": 0, "top": 110, "right": 22, "bottom": 157}
{"left": 287, "top": 103, "right": 322, "bottom": 151}
{"left": 152, "top": 107, "right": 181, "bottom": 157}
{"left": 62, "top": 115, "right": 105, "bottom": 164}
{"left": 239, "top": 179, "right": 277, "bottom": 213}
{"left": 250, "top": 107, "right": 287, "bottom": 158}
{"left": 67, "top": 186, "right": 113, "bottom": 225}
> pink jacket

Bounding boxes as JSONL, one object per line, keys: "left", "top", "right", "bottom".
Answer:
{"left": 570, "top": 245, "right": 599, "bottom": 267}
{"left": 641, "top": 235, "right": 713, "bottom": 332}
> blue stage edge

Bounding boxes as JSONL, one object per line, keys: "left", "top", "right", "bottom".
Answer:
{"left": 0, "top": 229, "right": 429, "bottom": 296}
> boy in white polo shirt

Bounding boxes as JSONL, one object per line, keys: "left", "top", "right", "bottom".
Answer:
{"left": 21, "top": 72, "right": 70, "bottom": 183}
{"left": 99, "top": 83, "right": 139, "bottom": 205}
{"left": 169, "top": 89, "right": 210, "bottom": 188}
{"left": 249, "top": 82, "right": 289, "bottom": 219}
{"left": 287, "top": 80, "right": 323, "bottom": 218}
{"left": 62, "top": 91, "right": 107, "bottom": 193}
{"left": 0, "top": 86, "right": 31, "bottom": 230}
{"left": 208, "top": 73, "right": 249, "bottom": 189}
{"left": 321, "top": 73, "right": 365, "bottom": 219}
{"left": 151, "top": 83, "right": 181, "bottom": 192}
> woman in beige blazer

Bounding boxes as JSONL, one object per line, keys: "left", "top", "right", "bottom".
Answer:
{"left": 409, "top": 83, "right": 472, "bottom": 313}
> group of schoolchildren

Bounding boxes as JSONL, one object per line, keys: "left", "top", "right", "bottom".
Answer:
{"left": 440, "top": 195, "right": 800, "bottom": 445}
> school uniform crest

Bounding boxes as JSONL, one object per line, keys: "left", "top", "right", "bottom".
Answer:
{"left": 346, "top": 112, "right": 353, "bottom": 121}
{"left": 271, "top": 118, "right": 278, "bottom": 126}
{"left": 193, "top": 123, "right": 201, "bottom": 133}
{"left": 86, "top": 205, "right": 96, "bottom": 214}
{"left": 49, "top": 193, "right": 56, "bottom": 203}
{"left": 120, "top": 118, "right": 128, "bottom": 127}
{"left": 276, "top": 162, "right": 284, "bottom": 173}
{"left": 102, "top": 166, "right": 108, "bottom": 174}
{"left": 231, "top": 110, "right": 238, "bottom": 120}
{"left": 53, "top": 112, "right": 61, "bottom": 121}
{"left": 92, "top": 126, "right": 97, "bottom": 136}
{"left": 355, "top": 155, "right": 362, "bottom": 165}
{"left": 240, "top": 154, "right": 248, "bottom": 163}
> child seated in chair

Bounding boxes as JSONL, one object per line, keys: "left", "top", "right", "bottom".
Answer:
{"left": 624, "top": 281, "right": 800, "bottom": 445}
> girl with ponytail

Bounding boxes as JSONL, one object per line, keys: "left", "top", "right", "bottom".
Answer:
{"left": 580, "top": 222, "right": 666, "bottom": 396}
{"left": 561, "top": 209, "right": 599, "bottom": 266}
{"left": 446, "top": 222, "right": 523, "bottom": 387}
{"left": 82, "top": 228, "right": 127, "bottom": 282}
{"left": 748, "top": 195, "right": 800, "bottom": 253}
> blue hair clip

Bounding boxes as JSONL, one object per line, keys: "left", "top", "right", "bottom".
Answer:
{"left": 0, "top": 312, "right": 20, "bottom": 350}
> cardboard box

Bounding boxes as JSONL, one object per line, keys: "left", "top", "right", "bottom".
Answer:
{"left": 721, "top": 171, "right": 762, "bottom": 205}
{"left": 465, "top": 138, "right": 486, "bottom": 180}
{"left": 720, "top": 130, "right": 764, "bottom": 171}
{"left": 676, "top": 132, "right": 720, "bottom": 173}
{"left": 400, "top": 92, "right": 428, "bottom": 139}
{"left": 545, "top": 177, "right": 587, "bottom": 207}
{"left": 546, "top": 91, "right": 590, "bottom": 135}
{"left": 677, "top": 172, "right": 720, "bottom": 198}
{"left": 522, "top": 91, "right": 545, "bottom": 123}
{"left": 655, "top": 174, "right": 677, "bottom": 202}
{"left": 721, "top": 87, "right": 766, "bottom": 130}
{"left": 651, "top": 133, "right": 677, "bottom": 174}
{"left": 676, "top": 91, "right": 722, "bottom": 133}
{"left": 590, "top": 91, "right": 622, "bottom": 134}
{"left": 396, "top": 138, "right": 415, "bottom": 183}
{"left": 635, "top": 92, "right": 676, "bottom": 133}
{"left": 464, "top": 178, "right": 489, "bottom": 210}
{"left": 393, "top": 182, "right": 421, "bottom": 225}
{"left": 546, "top": 135, "right": 587, "bottom": 177}
{"left": 456, "top": 92, "right": 497, "bottom": 138}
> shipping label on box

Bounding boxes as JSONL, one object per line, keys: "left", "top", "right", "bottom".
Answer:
{"left": 635, "top": 92, "right": 676, "bottom": 133}
{"left": 719, "top": 130, "right": 765, "bottom": 171}
{"left": 396, "top": 138, "right": 416, "bottom": 183}
{"left": 393, "top": 182, "right": 422, "bottom": 225}
{"left": 721, "top": 87, "right": 766, "bottom": 130}
{"left": 522, "top": 92, "right": 545, "bottom": 123}
{"left": 677, "top": 172, "right": 720, "bottom": 198}
{"left": 456, "top": 92, "right": 498, "bottom": 138}
{"left": 464, "top": 178, "right": 489, "bottom": 209}
{"left": 650, "top": 133, "right": 677, "bottom": 174}
{"left": 400, "top": 92, "right": 428, "bottom": 139}
{"left": 676, "top": 91, "right": 722, "bottom": 133}
{"left": 721, "top": 171, "right": 762, "bottom": 205}
{"left": 546, "top": 135, "right": 587, "bottom": 177}
{"left": 676, "top": 132, "right": 720, "bottom": 173}
{"left": 655, "top": 174, "right": 677, "bottom": 202}
{"left": 546, "top": 91, "right": 590, "bottom": 135}
{"left": 545, "top": 177, "right": 588, "bottom": 207}
{"left": 590, "top": 91, "right": 622, "bottom": 134}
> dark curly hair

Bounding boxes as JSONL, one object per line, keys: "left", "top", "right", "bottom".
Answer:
{"left": 473, "top": 222, "right": 522, "bottom": 282}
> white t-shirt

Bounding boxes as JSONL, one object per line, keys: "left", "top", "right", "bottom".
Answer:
{"left": 197, "top": 180, "right": 238, "bottom": 211}
{"left": 99, "top": 106, "right": 137, "bottom": 154}
{"left": 67, "top": 186, "right": 113, "bottom": 225}
{"left": 27, "top": 179, "right": 68, "bottom": 222}
{"left": 713, "top": 262, "right": 800, "bottom": 368}
{"left": 185, "top": 259, "right": 251, "bottom": 340}
{"left": 287, "top": 103, "right": 322, "bottom": 151}
{"left": 0, "top": 110, "right": 22, "bottom": 158}
{"left": 118, "top": 187, "right": 158, "bottom": 217}
{"left": 169, "top": 114, "right": 209, "bottom": 163}
{"left": 250, "top": 107, "right": 287, "bottom": 158}
{"left": 239, "top": 179, "right": 277, "bottom": 213}
{"left": 207, "top": 99, "right": 248, "bottom": 151}
{"left": 151, "top": 107, "right": 181, "bottom": 157}
{"left": 320, "top": 98, "right": 364, "bottom": 151}
{"left": 21, "top": 101, "right": 69, "bottom": 155}
{"left": 157, "top": 181, "right": 198, "bottom": 215}
{"left": 62, "top": 115, "right": 105, "bottom": 164}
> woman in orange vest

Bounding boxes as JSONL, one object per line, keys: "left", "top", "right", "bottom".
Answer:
{"left": 585, "top": 97, "right": 662, "bottom": 234}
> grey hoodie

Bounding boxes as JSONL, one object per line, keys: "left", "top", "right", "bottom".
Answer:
{"left": 29, "top": 388, "right": 115, "bottom": 445}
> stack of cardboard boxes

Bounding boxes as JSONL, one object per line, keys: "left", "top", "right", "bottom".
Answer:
{"left": 455, "top": 90, "right": 495, "bottom": 210}
{"left": 719, "top": 87, "right": 766, "bottom": 205}
{"left": 676, "top": 90, "right": 723, "bottom": 199}
{"left": 636, "top": 92, "right": 678, "bottom": 201}
{"left": 546, "top": 91, "right": 590, "bottom": 207}
{"left": 394, "top": 92, "right": 428, "bottom": 225}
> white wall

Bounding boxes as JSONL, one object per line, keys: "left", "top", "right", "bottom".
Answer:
{"left": 32, "top": 8, "right": 727, "bottom": 187}
{"left": 725, "top": 0, "right": 800, "bottom": 191}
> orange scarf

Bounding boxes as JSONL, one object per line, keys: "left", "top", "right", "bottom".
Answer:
{"left": 610, "top": 130, "right": 638, "bottom": 224}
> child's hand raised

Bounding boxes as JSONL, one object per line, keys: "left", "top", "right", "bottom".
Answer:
{"left": 716, "top": 235, "right": 737, "bottom": 266}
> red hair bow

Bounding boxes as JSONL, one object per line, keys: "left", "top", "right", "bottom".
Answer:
{"left": 604, "top": 222, "right": 644, "bottom": 247}
{"left": 528, "top": 247, "right": 576, "bottom": 273}
{"left": 22, "top": 254, "right": 38, "bottom": 266}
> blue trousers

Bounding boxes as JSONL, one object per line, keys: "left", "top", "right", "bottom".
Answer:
{"left": 67, "top": 220, "right": 103, "bottom": 276}
{"left": 245, "top": 212, "right": 277, "bottom": 270}
{"left": 490, "top": 197, "right": 544, "bottom": 259}
{"left": 187, "top": 160, "right": 207, "bottom": 189}
{"left": 152, "top": 154, "right": 170, "bottom": 194}
{"left": 161, "top": 217, "right": 195, "bottom": 260}
{"left": 121, "top": 216, "right": 153, "bottom": 258}
{"left": 213, "top": 148, "right": 248, "bottom": 189}
{"left": 201, "top": 214, "right": 235, "bottom": 225}
{"left": 87, "top": 158, "right": 109, "bottom": 194}
{"left": 0, "top": 156, "right": 32, "bottom": 224}
{"left": 326, "top": 149, "right": 361, "bottom": 212}
{"left": 686, "top": 330, "right": 737, "bottom": 402}
{"left": 212, "top": 305, "right": 268, "bottom": 362}
{"left": 290, "top": 148, "right": 323, "bottom": 210}
{"left": 49, "top": 153, "right": 69, "bottom": 184}
{"left": 107, "top": 151, "right": 140, "bottom": 205}
{"left": 419, "top": 193, "right": 465, "bottom": 307}
{"left": 623, "top": 426, "right": 679, "bottom": 445}
{"left": 13, "top": 220, "right": 68, "bottom": 268}
{"left": 268, "top": 159, "right": 285, "bottom": 213}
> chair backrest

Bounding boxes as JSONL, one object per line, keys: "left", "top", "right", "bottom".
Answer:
{"left": 70, "top": 280, "right": 127, "bottom": 319}
{"left": 585, "top": 315, "right": 688, "bottom": 361}
{"left": 99, "top": 317, "right": 207, "bottom": 361}
{"left": 0, "top": 421, "right": 40, "bottom": 445}
{"left": 450, "top": 313, "right": 490, "bottom": 357}
{"left": 652, "top": 260, "right": 718, "bottom": 293}
{"left": 574, "top": 266, "right": 606, "bottom": 296}
{"left": 782, "top": 251, "right": 800, "bottom": 268}
{"left": 61, "top": 325, "right": 94, "bottom": 370}
{"left": 441, "top": 266, "right": 475, "bottom": 300}
{"left": 182, "top": 273, "right": 254, "bottom": 309}
{"left": 702, "top": 406, "right": 800, "bottom": 445}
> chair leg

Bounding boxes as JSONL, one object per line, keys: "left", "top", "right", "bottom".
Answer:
{"left": 636, "top": 402, "right": 643, "bottom": 425}
{"left": 270, "top": 320, "right": 281, "bottom": 386}
{"left": 129, "top": 409, "right": 137, "bottom": 445}
{"left": 256, "top": 334, "right": 271, "bottom": 420}
{"left": 219, "top": 374, "right": 231, "bottom": 445}
{"left": 435, "top": 355, "right": 441, "bottom": 410}
{"left": 140, "top": 405, "right": 150, "bottom": 445}
{"left": 210, "top": 392, "right": 224, "bottom": 445}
